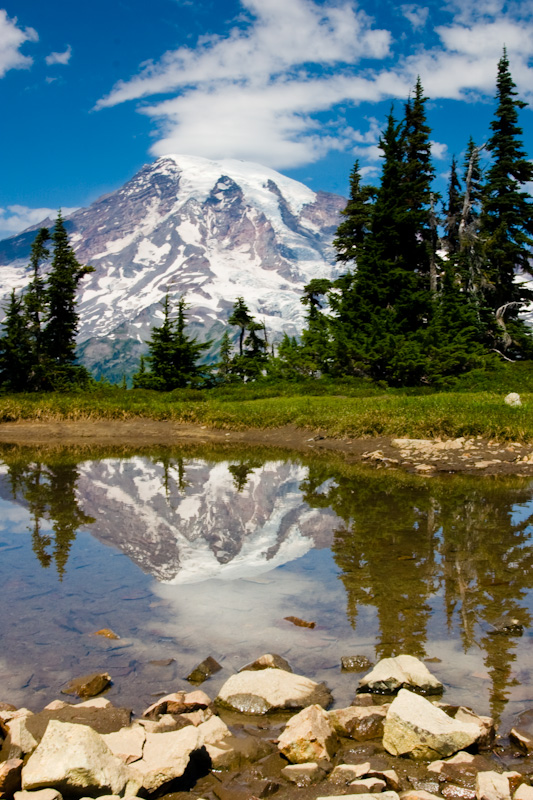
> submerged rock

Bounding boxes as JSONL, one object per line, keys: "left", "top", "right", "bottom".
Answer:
{"left": 342, "top": 655, "right": 373, "bottom": 672}
{"left": 383, "top": 689, "right": 480, "bottom": 760}
{"left": 278, "top": 704, "right": 338, "bottom": 764}
{"left": 142, "top": 690, "right": 212, "bottom": 719}
{"left": 187, "top": 656, "right": 222, "bottom": 684}
{"left": 239, "top": 654, "right": 292, "bottom": 673}
{"left": 61, "top": 673, "right": 111, "bottom": 699}
{"left": 358, "top": 655, "right": 443, "bottom": 695}
{"left": 216, "top": 668, "right": 332, "bottom": 714}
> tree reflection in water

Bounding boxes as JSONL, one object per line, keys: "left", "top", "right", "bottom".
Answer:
{"left": 301, "top": 465, "right": 533, "bottom": 720}
{"left": 6, "top": 456, "right": 94, "bottom": 579}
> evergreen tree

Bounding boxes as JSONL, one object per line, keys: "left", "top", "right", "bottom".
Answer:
{"left": 23, "top": 227, "right": 50, "bottom": 390}
{"left": 43, "top": 212, "right": 94, "bottom": 385}
{"left": 216, "top": 328, "right": 234, "bottom": 383}
{"left": 481, "top": 50, "right": 533, "bottom": 322}
{"left": 0, "top": 291, "right": 33, "bottom": 392}
{"left": 443, "top": 156, "right": 462, "bottom": 256}
{"left": 228, "top": 297, "right": 253, "bottom": 357}
{"left": 133, "top": 295, "right": 210, "bottom": 390}
{"left": 332, "top": 161, "right": 376, "bottom": 265}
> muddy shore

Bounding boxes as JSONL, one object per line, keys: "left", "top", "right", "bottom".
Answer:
{"left": 1, "top": 420, "right": 533, "bottom": 476}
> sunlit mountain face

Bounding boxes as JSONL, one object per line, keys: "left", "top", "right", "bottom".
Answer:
{"left": 0, "top": 155, "right": 345, "bottom": 381}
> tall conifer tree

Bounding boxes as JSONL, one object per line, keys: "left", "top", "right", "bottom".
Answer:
{"left": 481, "top": 50, "right": 533, "bottom": 317}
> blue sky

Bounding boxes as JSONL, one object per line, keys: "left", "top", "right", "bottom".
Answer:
{"left": 1, "top": 0, "right": 532, "bottom": 239}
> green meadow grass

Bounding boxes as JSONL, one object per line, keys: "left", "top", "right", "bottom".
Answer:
{"left": 0, "top": 363, "right": 532, "bottom": 442}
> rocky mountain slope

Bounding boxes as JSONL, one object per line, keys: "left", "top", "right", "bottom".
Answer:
{"left": 0, "top": 155, "right": 345, "bottom": 380}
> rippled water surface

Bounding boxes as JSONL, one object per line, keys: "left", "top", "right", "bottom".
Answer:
{"left": 2, "top": 444, "right": 533, "bottom": 730}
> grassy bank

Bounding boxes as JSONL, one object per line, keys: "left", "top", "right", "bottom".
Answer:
{"left": 0, "top": 362, "right": 532, "bottom": 442}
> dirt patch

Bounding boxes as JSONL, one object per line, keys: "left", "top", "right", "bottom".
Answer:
{"left": 0, "top": 420, "right": 533, "bottom": 475}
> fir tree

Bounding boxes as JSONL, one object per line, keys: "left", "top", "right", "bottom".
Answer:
{"left": 217, "top": 328, "right": 234, "bottom": 383}
{"left": 332, "top": 161, "right": 376, "bottom": 265}
{"left": 443, "top": 156, "right": 462, "bottom": 256}
{"left": 0, "top": 291, "right": 33, "bottom": 392}
{"left": 133, "top": 295, "right": 210, "bottom": 390}
{"left": 481, "top": 50, "right": 533, "bottom": 321}
{"left": 23, "top": 227, "right": 50, "bottom": 390}
{"left": 43, "top": 212, "right": 94, "bottom": 385}
{"left": 228, "top": 297, "right": 253, "bottom": 357}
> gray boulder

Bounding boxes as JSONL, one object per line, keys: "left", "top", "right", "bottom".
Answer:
{"left": 383, "top": 689, "right": 480, "bottom": 760}
{"left": 359, "top": 655, "right": 442, "bottom": 695}
{"left": 216, "top": 668, "right": 331, "bottom": 714}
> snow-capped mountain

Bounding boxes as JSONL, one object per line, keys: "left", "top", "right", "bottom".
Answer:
{"left": 0, "top": 155, "right": 345, "bottom": 380}
{"left": 75, "top": 457, "right": 339, "bottom": 583}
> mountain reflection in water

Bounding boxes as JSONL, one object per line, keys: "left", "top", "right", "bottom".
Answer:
{"left": 1, "top": 447, "right": 533, "bottom": 723}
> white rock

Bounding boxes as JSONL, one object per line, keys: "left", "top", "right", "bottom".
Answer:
{"left": 281, "top": 762, "right": 325, "bottom": 786}
{"left": 101, "top": 725, "right": 146, "bottom": 764}
{"left": 74, "top": 698, "right": 112, "bottom": 709}
{"left": 505, "top": 393, "right": 522, "bottom": 407}
{"left": 277, "top": 704, "right": 338, "bottom": 764}
{"left": 43, "top": 701, "right": 68, "bottom": 712}
{"left": 197, "top": 715, "right": 230, "bottom": 746}
{"left": 329, "top": 763, "right": 371, "bottom": 784}
{"left": 359, "top": 655, "right": 442, "bottom": 695}
{"left": 383, "top": 689, "right": 480, "bottom": 760}
{"left": 514, "top": 785, "right": 533, "bottom": 800}
{"left": 476, "top": 771, "right": 511, "bottom": 800}
{"left": 15, "top": 790, "right": 63, "bottom": 800}
{"left": 21, "top": 720, "right": 133, "bottom": 796}
{"left": 216, "top": 668, "right": 331, "bottom": 713}
{"left": 134, "top": 726, "right": 200, "bottom": 792}
{"left": 6, "top": 716, "right": 39, "bottom": 756}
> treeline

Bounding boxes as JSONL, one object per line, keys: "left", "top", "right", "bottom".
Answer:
{"left": 285, "top": 50, "right": 533, "bottom": 385}
{"left": 0, "top": 213, "right": 93, "bottom": 391}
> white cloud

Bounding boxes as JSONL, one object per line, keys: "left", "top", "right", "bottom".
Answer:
{"left": 94, "top": 0, "right": 533, "bottom": 172}
{"left": 45, "top": 45, "right": 72, "bottom": 66}
{"left": 431, "top": 140, "right": 448, "bottom": 160}
{"left": 0, "top": 205, "right": 78, "bottom": 240}
{"left": 0, "top": 10, "right": 38, "bottom": 78}
{"left": 401, "top": 5, "right": 429, "bottom": 30}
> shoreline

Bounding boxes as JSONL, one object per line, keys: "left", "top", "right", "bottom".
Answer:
{"left": 0, "top": 420, "right": 533, "bottom": 475}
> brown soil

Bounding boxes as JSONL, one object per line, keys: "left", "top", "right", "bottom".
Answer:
{"left": 0, "top": 420, "right": 532, "bottom": 475}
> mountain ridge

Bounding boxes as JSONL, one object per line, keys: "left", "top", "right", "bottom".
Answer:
{"left": 0, "top": 155, "right": 346, "bottom": 381}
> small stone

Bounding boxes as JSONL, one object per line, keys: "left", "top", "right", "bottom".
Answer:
{"left": 61, "top": 672, "right": 111, "bottom": 699}
{"left": 442, "top": 787, "right": 476, "bottom": 800}
{"left": 505, "top": 393, "right": 522, "bottom": 407}
{"left": 400, "top": 792, "right": 442, "bottom": 800}
{"left": 317, "top": 793, "right": 399, "bottom": 800}
{"left": 284, "top": 616, "right": 316, "bottom": 628}
{"left": 240, "top": 654, "right": 292, "bottom": 673}
{"left": 43, "top": 702, "right": 68, "bottom": 712}
{"left": 476, "top": 771, "right": 511, "bottom": 800}
{"left": 15, "top": 791, "right": 62, "bottom": 800}
{"left": 329, "top": 705, "right": 387, "bottom": 741}
{"left": 187, "top": 656, "right": 222, "bottom": 684}
{"left": 329, "top": 763, "right": 371, "bottom": 784}
{"left": 101, "top": 724, "right": 146, "bottom": 764}
{"left": 92, "top": 629, "right": 120, "bottom": 640}
{"left": 349, "top": 777, "right": 387, "bottom": 793}
{"left": 0, "top": 759, "right": 23, "bottom": 794}
{"left": 277, "top": 704, "right": 338, "bottom": 764}
{"left": 148, "top": 659, "right": 175, "bottom": 667}
{"left": 342, "top": 656, "right": 373, "bottom": 672}
{"left": 368, "top": 769, "right": 400, "bottom": 791}
{"left": 142, "top": 690, "right": 212, "bottom": 718}
{"left": 281, "top": 762, "right": 325, "bottom": 787}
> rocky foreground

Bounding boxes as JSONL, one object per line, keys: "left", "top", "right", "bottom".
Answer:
{"left": 2, "top": 653, "right": 533, "bottom": 800}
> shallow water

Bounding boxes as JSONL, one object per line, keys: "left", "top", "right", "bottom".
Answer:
{"left": 1, "top": 445, "right": 533, "bottom": 731}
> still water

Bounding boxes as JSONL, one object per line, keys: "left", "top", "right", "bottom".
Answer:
{"left": 1, "top": 444, "right": 533, "bottom": 731}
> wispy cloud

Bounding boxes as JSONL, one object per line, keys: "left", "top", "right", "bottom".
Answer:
{"left": 0, "top": 10, "right": 38, "bottom": 78}
{"left": 0, "top": 205, "right": 78, "bottom": 240}
{"left": 45, "top": 45, "right": 72, "bottom": 66}
{"left": 94, "top": 0, "right": 533, "bottom": 171}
